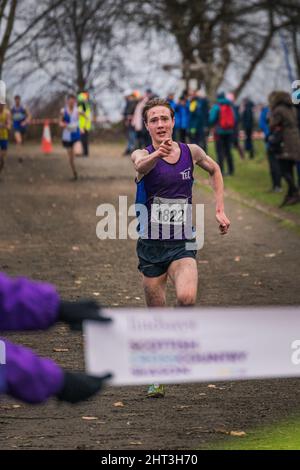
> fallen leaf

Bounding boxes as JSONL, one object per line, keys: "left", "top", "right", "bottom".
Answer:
{"left": 129, "top": 441, "right": 142, "bottom": 445}
{"left": 93, "top": 292, "right": 100, "bottom": 296}
{"left": 234, "top": 256, "right": 241, "bottom": 262}
{"left": 53, "top": 348, "right": 69, "bottom": 352}
{"left": 112, "top": 303, "right": 119, "bottom": 306}
{"left": 72, "top": 246, "right": 80, "bottom": 251}
{"left": 241, "top": 273, "right": 249, "bottom": 277}
{"left": 208, "top": 384, "right": 217, "bottom": 389}
{"left": 254, "top": 281, "right": 262, "bottom": 286}
{"left": 0, "top": 404, "right": 21, "bottom": 410}
{"left": 134, "top": 296, "right": 141, "bottom": 300}
{"left": 230, "top": 431, "right": 246, "bottom": 437}
{"left": 82, "top": 416, "right": 98, "bottom": 421}
{"left": 113, "top": 401, "right": 124, "bottom": 407}
{"left": 264, "top": 253, "right": 276, "bottom": 258}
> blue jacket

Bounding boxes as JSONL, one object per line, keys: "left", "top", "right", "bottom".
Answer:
{"left": 209, "top": 97, "right": 235, "bottom": 135}
{"left": 176, "top": 102, "right": 190, "bottom": 130}
{"left": 189, "top": 98, "right": 208, "bottom": 132}
{"left": 259, "top": 106, "right": 270, "bottom": 138}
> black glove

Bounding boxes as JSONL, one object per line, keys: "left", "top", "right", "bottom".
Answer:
{"left": 56, "top": 371, "right": 112, "bottom": 404}
{"left": 58, "top": 300, "right": 111, "bottom": 330}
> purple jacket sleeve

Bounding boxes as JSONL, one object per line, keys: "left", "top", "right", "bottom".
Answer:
{"left": 0, "top": 272, "right": 60, "bottom": 330}
{"left": 2, "top": 338, "right": 64, "bottom": 403}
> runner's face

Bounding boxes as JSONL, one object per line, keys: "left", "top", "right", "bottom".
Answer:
{"left": 146, "top": 106, "right": 174, "bottom": 143}
{"left": 68, "top": 97, "right": 76, "bottom": 109}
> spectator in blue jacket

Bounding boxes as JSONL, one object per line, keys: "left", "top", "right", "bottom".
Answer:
{"left": 167, "top": 93, "right": 178, "bottom": 140}
{"left": 189, "top": 90, "right": 209, "bottom": 151}
{"left": 176, "top": 94, "right": 190, "bottom": 142}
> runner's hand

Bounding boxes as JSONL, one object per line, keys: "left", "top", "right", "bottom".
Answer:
{"left": 58, "top": 300, "right": 112, "bottom": 330}
{"left": 158, "top": 139, "right": 172, "bottom": 158}
{"left": 56, "top": 371, "right": 112, "bottom": 403}
{"left": 216, "top": 211, "right": 230, "bottom": 235}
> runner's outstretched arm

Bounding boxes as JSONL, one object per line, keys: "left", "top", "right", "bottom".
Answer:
{"left": 131, "top": 139, "right": 172, "bottom": 177}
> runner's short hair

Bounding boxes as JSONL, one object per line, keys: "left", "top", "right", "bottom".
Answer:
{"left": 143, "top": 98, "right": 174, "bottom": 123}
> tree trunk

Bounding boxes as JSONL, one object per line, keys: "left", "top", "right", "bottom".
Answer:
{"left": 0, "top": 0, "right": 18, "bottom": 76}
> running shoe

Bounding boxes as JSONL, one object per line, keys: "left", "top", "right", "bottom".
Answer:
{"left": 147, "top": 384, "right": 165, "bottom": 398}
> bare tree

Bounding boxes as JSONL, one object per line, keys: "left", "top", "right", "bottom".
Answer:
{"left": 271, "top": 0, "right": 300, "bottom": 78}
{"left": 129, "top": 0, "right": 298, "bottom": 99}
{"left": 0, "top": 0, "right": 17, "bottom": 76}
{"left": 0, "top": 0, "right": 65, "bottom": 77}
{"left": 11, "top": 0, "right": 127, "bottom": 95}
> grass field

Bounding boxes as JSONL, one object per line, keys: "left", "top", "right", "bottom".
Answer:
{"left": 203, "top": 140, "right": 300, "bottom": 217}
{"left": 205, "top": 417, "right": 300, "bottom": 450}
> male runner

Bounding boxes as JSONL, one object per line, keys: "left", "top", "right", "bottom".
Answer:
{"left": 11, "top": 95, "right": 31, "bottom": 146}
{"left": 0, "top": 102, "right": 11, "bottom": 176}
{"left": 59, "top": 94, "right": 81, "bottom": 180}
{"left": 131, "top": 98, "right": 230, "bottom": 397}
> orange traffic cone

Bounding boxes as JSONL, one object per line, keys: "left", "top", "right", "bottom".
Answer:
{"left": 41, "top": 120, "right": 53, "bottom": 154}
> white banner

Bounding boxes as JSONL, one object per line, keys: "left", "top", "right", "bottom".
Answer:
{"left": 84, "top": 307, "right": 300, "bottom": 385}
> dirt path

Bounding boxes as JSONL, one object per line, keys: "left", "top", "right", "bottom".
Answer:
{"left": 0, "top": 143, "right": 300, "bottom": 450}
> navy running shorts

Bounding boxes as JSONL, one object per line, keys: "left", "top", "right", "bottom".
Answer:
{"left": 137, "top": 238, "right": 197, "bottom": 278}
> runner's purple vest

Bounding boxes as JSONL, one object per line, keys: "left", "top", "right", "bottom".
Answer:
{"left": 136, "top": 142, "right": 194, "bottom": 240}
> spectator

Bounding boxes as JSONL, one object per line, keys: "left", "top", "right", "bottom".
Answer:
{"left": 226, "top": 92, "right": 245, "bottom": 160}
{"left": 241, "top": 97, "right": 255, "bottom": 159}
{"left": 259, "top": 104, "right": 282, "bottom": 192}
{"left": 78, "top": 91, "right": 92, "bottom": 157}
{"left": 209, "top": 92, "right": 235, "bottom": 175}
{"left": 269, "top": 91, "right": 300, "bottom": 207}
{"left": 189, "top": 90, "right": 209, "bottom": 151}
{"left": 176, "top": 94, "right": 190, "bottom": 143}
{"left": 123, "top": 91, "right": 138, "bottom": 155}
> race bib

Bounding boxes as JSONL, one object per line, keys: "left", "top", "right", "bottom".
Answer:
{"left": 151, "top": 197, "right": 188, "bottom": 225}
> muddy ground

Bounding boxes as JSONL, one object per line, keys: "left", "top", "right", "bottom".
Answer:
{"left": 0, "top": 143, "right": 300, "bottom": 450}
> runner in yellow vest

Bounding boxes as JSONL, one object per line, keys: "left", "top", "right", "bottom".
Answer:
{"left": 0, "top": 103, "right": 11, "bottom": 176}
{"left": 78, "top": 92, "right": 92, "bottom": 157}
